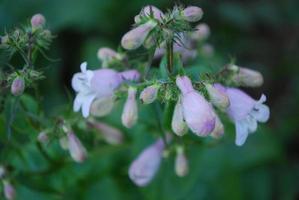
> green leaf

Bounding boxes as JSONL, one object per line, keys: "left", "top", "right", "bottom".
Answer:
{"left": 159, "top": 55, "right": 168, "bottom": 79}
{"left": 162, "top": 101, "right": 175, "bottom": 131}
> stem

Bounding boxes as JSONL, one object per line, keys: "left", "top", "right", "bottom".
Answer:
{"left": 166, "top": 40, "right": 174, "bottom": 74}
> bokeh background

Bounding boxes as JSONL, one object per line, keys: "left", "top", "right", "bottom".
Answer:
{"left": 1, "top": 0, "right": 299, "bottom": 199}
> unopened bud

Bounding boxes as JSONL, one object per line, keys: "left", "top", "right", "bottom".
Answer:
{"left": 140, "top": 85, "right": 159, "bottom": 104}
{"left": 181, "top": 6, "right": 203, "bottom": 22}
{"left": 205, "top": 83, "right": 230, "bottom": 111}
{"left": 175, "top": 147, "right": 189, "bottom": 177}
{"left": 67, "top": 132, "right": 87, "bottom": 163}
{"left": 121, "top": 87, "right": 138, "bottom": 128}
{"left": 230, "top": 65, "right": 264, "bottom": 87}
{"left": 90, "top": 96, "right": 115, "bottom": 117}
{"left": 3, "top": 180, "right": 16, "bottom": 200}
{"left": 91, "top": 121, "right": 123, "bottom": 145}
{"left": 37, "top": 131, "right": 49, "bottom": 143}
{"left": 121, "top": 20, "right": 157, "bottom": 50}
{"left": 210, "top": 114, "right": 224, "bottom": 139}
{"left": 97, "top": 47, "right": 118, "bottom": 63}
{"left": 171, "top": 97, "right": 188, "bottom": 136}
{"left": 11, "top": 77, "right": 25, "bottom": 96}
{"left": 31, "top": 14, "right": 46, "bottom": 28}
{"left": 141, "top": 5, "right": 164, "bottom": 21}
{"left": 192, "top": 23, "right": 210, "bottom": 41}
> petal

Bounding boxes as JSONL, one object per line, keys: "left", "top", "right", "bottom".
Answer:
{"left": 235, "top": 121, "right": 249, "bottom": 146}
{"left": 252, "top": 104, "right": 270, "bottom": 123}
{"left": 73, "top": 93, "right": 83, "bottom": 112}
{"left": 246, "top": 115, "right": 258, "bottom": 133}
{"left": 257, "top": 94, "right": 267, "bottom": 104}
{"left": 82, "top": 94, "right": 97, "bottom": 118}
{"left": 90, "top": 96, "right": 115, "bottom": 117}
{"left": 80, "top": 62, "right": 87, "bottom": 73}
{"left": 71, "top": 73, "right": 85, "bottom": 92}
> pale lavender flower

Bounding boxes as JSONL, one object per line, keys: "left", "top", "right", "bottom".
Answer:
{"left": 129, "top": 139, "right": 164, "bottom": 187}
{"left": 121, "top": 87, "right": 138, "bottom": 128}
{"left": 176, "top": 76, "right": 216, "bottom": 136}
{"left": 121, "top": 20, "right": 157, "bottom": 50}
{"left": 89, "top": 96, "right": 115, "bottom": 117}
{"left": 230, "top": 65, "right": 264, "bottom": 87}
{"left": 97, "top": 47, "right": 118, "bottom": 67}
{"left": 135, "top": 5, "right": 164, "bottom": 23}
{"left": 67, "top": 132, "right": 87, "bottom": 163}
{"left": 222, "top": 86, "right": 270, "bottom": 146}
{"left": 175, "top": 147, "right": 189, "bottom": 177}
{"left": 3, "top": 180, "right": 16, "bottom": 200}
{"left": 31, "top": 13, "right": 46, "bottom": 27}
{"left": 191, "top": 23, "right": 210, "bottom": 41}
{"left": 11, "top": 77, "right": 25, "bottom": 96}
{"left": 210, "top": 114, "right": 224, "bottom": 139}
{"left": 171, "top": 96, "right": 188, "bottom": 136}
{"left": 140, "top": 85, "right": 159, "bottom": 104}
{"left": 91, "top": 121, "right": 123, "bottom": 145}
{"left": 181, "top": 6, "right": 203, "bottom": 22}
{"left": 205, "top": 83, "right": 230, "bottom": 111}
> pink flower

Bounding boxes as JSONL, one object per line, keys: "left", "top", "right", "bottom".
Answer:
{"left": 121, "top": 87, "right": 138, "bottom": 128}
{"left": 229, "top": 65, "right": 264, "bottom": 87}
{"left": 129, "top": 139, "right": 164, "bottom": 187}
{"left": 67, "top": 132, "right": 87, "bottom": 163}
{"left": 11, "top": 77, "right": 25, "bottom": 96}
{"left": 181, "top": 6, "right": 203, "bottom": 22}
{"left": 223, "top": 86, "right": 270, "bottom": 146}
{"left": 31, "top": 13, "right": 46, "bottom": 27}
{"left": 171, "top": 96, "right": 188, "bottom": 136}
{"left": 139, "top": 84, "right": 159, "bottom": 104}
{"left": 176, "top": 76, "right": 216, "bottom": 136}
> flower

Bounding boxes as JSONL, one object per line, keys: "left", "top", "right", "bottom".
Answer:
{"left": 175, "top": 147, "right": 189, "bottom": 177}
{"left": 205, "top": 83, "right": 230, "bottom": 111}
{"left": 3, "top": 180, "right": 16, "bottom": 200}
{"left": 135, "top": 5, "right": 164, "bottom": 23}
{"left": 31, "top": 13, "right": 46, "bottom": 27}
{"left": 89, "top": 121, "right": 123, "bottom": 145}
{"left": 171, "top": 96, "right": 188, "bottom": 136}
{"left": 67, "top": 132, "right": 87, "bottom": 163}
{"left": 121, "top": 87, "right": 138, "bottom": 128}
{"left": 224, "top": 86, "right": 270, "bottom": 146}
{"left": 191, "top": 23, "right": 210, "bottom": 41}
{"left": 181, "top": 6, "right": 203, "bottom": 22}
{"left": 129, "top": 139, "right": 164, "bottom": 187}
{"left": 229, "top": 65, "right": 264, "bottom": 87}
{"left": 140, "top": 84, "right": 159, "bottom": 104}
{"left": 72, "top": 62, "right": 140, "bottom": 118}
{"left": 97, "top": 47, "right": 119, "bottom": 67}
{"left": 11, "top": 77, "right": 25, "bottom": 96}
{"left": 176, "top": 76, "right": 216, "bottom": 136}
{"left": 210, "top": 114, "right": 224, "bottom": 139}
{"left": 121, "top": 20, "right": 157, "bottom": 50}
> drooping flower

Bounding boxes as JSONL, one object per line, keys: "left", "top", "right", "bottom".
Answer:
{"left": 89, "top": 121, "right": 123, "bottom": 145}
{"left": 171, "top": 96, "right": 188, "bottom": 136}
{"left": 135, "top": 5, "right": 164, "bottom": 23}
{"left": 11, "top": 77, "right": 25, "bottom": 96}
{"left": 175, "top": 147, "right": 189, "bottom": 177}
{"left": 223, "top": 86, "right": 270, "bottom": 146}
{"left": 121, "top": 20, "right": 157, "bottom": 50}
{"left": 181, "top": 6, "right": 203, "bottom": 22}
{"left": 31, "top": 13, "right": 46, "bottom": 28}
{"left": 67, "top": 132, "right": 87, "bottom": 163}
{"left": 72, "top": 62, "right": 140, "bottom": 118}
{"left": 3, "top": 180, "right": 16, "bottom": 200}
{"left": 140, "top": 84, "right": 159, "bottom": 104}
{"left": 121, "top": 87, "right": 138, "bottom": 128}
{"left": 205, "top": 83, "right": 230, "bottom": 111}
{"left": 129, "top": 139, "right": 164, "bottom": 187}
{"left": 191, "top": 23, "right": 210, "bottom": 41}
{"left": 176, "top": 76, "right": 216, "bottom": 136}
{"left": 229, "top": 65, "right": 264, "bottom": 87}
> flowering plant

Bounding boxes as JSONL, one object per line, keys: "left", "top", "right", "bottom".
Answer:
{"left": 0, "top": 4, "right": 270, "bottom": 198}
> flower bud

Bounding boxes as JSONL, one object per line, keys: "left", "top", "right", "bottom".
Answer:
{"left": 175, "top": 147, "right": 189, "bottom": 177}
{"left": 181, "top": 6, "right": 203, "bottom": 22}
{"left": 210, "top": 114, "right": 224, "bottom": 139}
{"left": 129, "top": 139, "right": 164, "bottom": 186}
{"left": 191, "top": 23, "right": 210, "bottom": 41}
{"left": 90, "top": 96, "right": 115, "bottom": 117}
{"left": 37, "top": 131, "right": 49, "bottom": 144}
{"left": 205, "top": 83, "right": 230, "bottom": 111}
{"left": 171, "top": 97, "right": 188, "bottom": 136}
{"left": 140, "top": 85, "right": 159, "bottom": 104}
{"left": 230, "top": 65, "right": 264, "bottom": 87}
{"left": 31, "top": 14, "right": 46, "bottom": 27}
{"left": 97, "top": 47, "right": 118, "bottom": 65}
{"left": 121, "top": 20, "right": 157, "bottom": 50}
{"left": 67, "top": 132, "right": 87, "bottom": 163}
{"left": 121, "top": 87, "right": 138, "bottom": 128}
{"left": 3, "top": 180, "right": 16, "bottom": 200}
{"left": 11, "top": 77, "right": 25, "bottom": 96}
{"left": 91, "top": 121, "right": 123, "bottom": 145}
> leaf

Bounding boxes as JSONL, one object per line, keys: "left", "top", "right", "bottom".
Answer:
{"left": 162, "top": 101, "right": 175, "bottom": 131}
{"left": 159, "top": 55, "right": 168, "bottom": 79}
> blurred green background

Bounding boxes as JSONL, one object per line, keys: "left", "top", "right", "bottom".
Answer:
{"left": 1, "top": 0, "right": 299, "bottom": 199}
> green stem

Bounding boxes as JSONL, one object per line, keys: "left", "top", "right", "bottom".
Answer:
{"left": 166, "top": 40, "right": 174, "bottom": 74}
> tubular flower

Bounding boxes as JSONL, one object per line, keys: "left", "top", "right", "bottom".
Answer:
{"left": 205, "top": 83, "right": 230, "bottom": 111}
{"left": 135, "top": 5, "right": 164, "bottom": 23}
{"left": 72, "top": 62, "right": 140, "bottom": 118}
{"left": 129, "top": 139, "right": 164, "bottom": 187}
{"left": 181, "top": 6, "right": 203, "bottom": 22}
{"left": 171, "top": 96, "right": 188, "bottom": 136}
{"left": 67, "top": 132, "right": 87, "bottom": 163}
{"left": 97, "top": 47, "right": 120, "bottom": 67}
{"left": 121, "top": 20, "right": 157, "bottom": 50}
{"left": 176, "top": 76, "right": 216, "bottom": 136}
{"left": 223, "top": 86, "right": 270, "bottom": 146}
{"left": 90, "top": 121, "right": 123, "bottom": 145}
{"left": 230, "top": 65, "right": 264, "bottom": 87}
{"left": 140, "top": 84, "right": 159, "bottom": 104}
{"left": 121, "top": 87, "right": 138, "bottom": 128}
